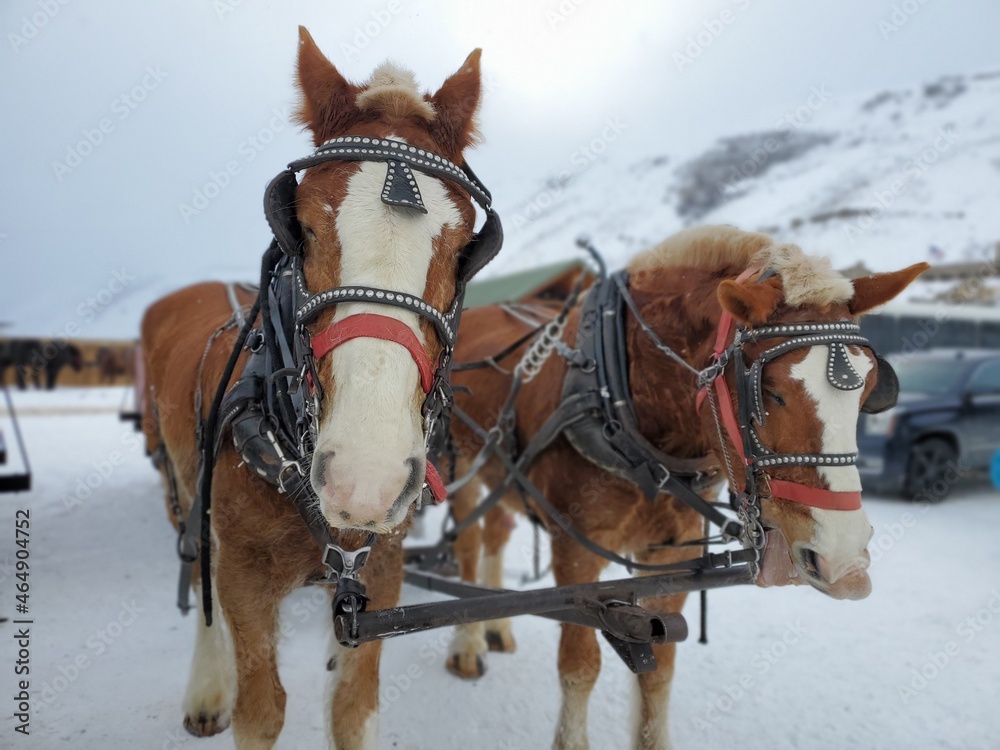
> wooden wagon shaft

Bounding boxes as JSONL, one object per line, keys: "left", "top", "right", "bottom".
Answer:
{"left": 334, "top": 564, "right": 753, "bottom": 647}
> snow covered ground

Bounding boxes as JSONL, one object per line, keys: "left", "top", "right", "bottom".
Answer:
{"left": 1, "top": 389, "right": 998, "bottom": 749}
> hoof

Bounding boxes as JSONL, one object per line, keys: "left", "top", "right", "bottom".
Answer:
{"left": 485, "top": 629, "right": 517, "bottom": 653}
{"left": 183, "top": 708, "right": 231, "bottom": 738}
{"left": 446, "top": 652, "right": 486, "bottom": 680}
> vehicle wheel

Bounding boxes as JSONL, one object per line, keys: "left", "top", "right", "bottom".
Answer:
{"left": 902, "top": 438, "right": 958, "bottom": 501}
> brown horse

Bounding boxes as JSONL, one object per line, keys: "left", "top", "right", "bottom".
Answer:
{"left": 446, "top": 226, "right": 927, "bottom": 749}
{"left": 141, "top": 27, "right": 486, "bottom": 749}
{"left": 95, "top": 344, "right": 131, "bottom": 385}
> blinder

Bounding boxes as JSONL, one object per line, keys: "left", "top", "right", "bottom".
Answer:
{"left": 263, "top": 135, "right": 502, "bottom": 284}
{"left": 862, "top": 353, "right": 899, "bottom": 414}
{"left": 747, "top": 336, "right": 898, "bottom": 426}
{"left": 701, "top": 313, "right": 897, "bottom": 512}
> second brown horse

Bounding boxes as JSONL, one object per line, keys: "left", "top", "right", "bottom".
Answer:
{"left": 445, "top": 225, "right": 927, "bottom": 749}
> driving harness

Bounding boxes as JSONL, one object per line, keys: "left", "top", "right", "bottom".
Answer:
{"left": 188, "top": 135, "right": 503, "bottom": 628}
{"left": 443, "top": 258, "right": 900, "bottom": 580}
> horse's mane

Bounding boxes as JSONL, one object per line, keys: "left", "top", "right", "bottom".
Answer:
{"left": 355, "top": 62, "right": 436, "bottom": 121}
{"left": 628, "top": 225, "right": 854, "bottom": 307}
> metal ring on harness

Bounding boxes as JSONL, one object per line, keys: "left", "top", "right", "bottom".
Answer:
{"left": 602, "top": 419, "right": 622, "bottom": 441}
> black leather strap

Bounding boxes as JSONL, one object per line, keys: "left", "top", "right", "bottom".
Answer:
{"left": 560, "top": 272, "right": 718, "bottom": 499}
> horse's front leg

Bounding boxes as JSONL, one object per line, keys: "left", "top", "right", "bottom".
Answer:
{"left": 328, "top": 536, "right": 404, "bottom": 750}
{"left": 631, "top": 546, "right": 693, "bottom": 750}
{"left": 216, "top": 541, "right": 291, "bottom": 750}
{"left": 552, "top": 536, "right": 606, "bottom": 750}
{"left": 446, "top": 478, "right": 488, "bottom": 678}
{"left": 481, "top": 503, "right": 517, "bottom": 653}
{"left": 182, "top": 569, "right": 236, "bottom": 737}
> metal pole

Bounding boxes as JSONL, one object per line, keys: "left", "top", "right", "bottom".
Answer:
{"left": 337, "top": 565, "right": 752, "bottom": 646}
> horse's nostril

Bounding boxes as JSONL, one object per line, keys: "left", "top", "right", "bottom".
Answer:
{"left": 800, "top": 548, "right": 821, "bottom": 579}
{"left": 339, "top": 510, "right": 351, "bottom": 521}
{"left": 314, "top": 451, "right": 334, "bottom": 489}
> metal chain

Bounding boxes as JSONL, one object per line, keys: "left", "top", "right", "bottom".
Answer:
{"left": 514, "top": 314, "right": 568, "bottom": 383}
{"left": 706, "top": 379, "right": 764, "bottom": 575}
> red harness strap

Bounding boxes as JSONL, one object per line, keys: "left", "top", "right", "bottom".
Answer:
{"left": 695, "top": 268, "right": 862, "bottom": 512}
{"left": 423, "top": 460, "right": 447, "bottom": 504}
{"left": 310, "top": 313, "right": 434, "bottom": 394}
{"left": 310, "top": 312, "right": 448, "bottom": 503}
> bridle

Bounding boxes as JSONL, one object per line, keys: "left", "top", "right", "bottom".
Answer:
{"left": 686, "top": 267, "right": 899, "bottom": 562}
{"left": 194, "top": 134, "right": 502, "bottom": 628}
{"left": 265, "top": 135, "right": 502, "bottom": 496}
{"left": 614, "top": 265, "right": 899, "bottom": 569}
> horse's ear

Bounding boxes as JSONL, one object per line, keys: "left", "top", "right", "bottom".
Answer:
{"left": 848, "top": 263, "right": 930, "bottom": 315}
{"left": 429, "top": 49, "right": 482, "bottom": 156}
{"left": 717, "top": 277, "right": 783, "bottom": 325}
{"left": 296, "top": 26, "right": 360, "bottom": 145}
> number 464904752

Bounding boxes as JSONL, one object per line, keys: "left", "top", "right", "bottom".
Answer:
{"left": 15, "top": 509, "right": 29, "bottom": 612}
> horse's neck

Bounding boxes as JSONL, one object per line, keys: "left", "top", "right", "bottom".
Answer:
{"left": 626, "top": 283, "right": 722, "bottom": 461}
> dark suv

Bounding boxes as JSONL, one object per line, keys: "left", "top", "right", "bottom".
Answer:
{"left": 857, "top": 349, "right": 1000, "bottom": 499}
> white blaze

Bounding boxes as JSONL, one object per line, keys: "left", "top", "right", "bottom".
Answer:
{"left": 313, "top": 138, "right": 461, "bottom": 527}
{"left": 789, "top": 346, "right": 874, "bottom": 581}
{"left": 789, "top": 345, "right": 872, "bottom": 491}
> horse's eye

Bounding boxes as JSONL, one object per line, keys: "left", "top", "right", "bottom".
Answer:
{"left": 301, "top": 225, "right": 317, "bottom": 241}
{"left": 765, "top": 389, "right": 786, "bottom": 407}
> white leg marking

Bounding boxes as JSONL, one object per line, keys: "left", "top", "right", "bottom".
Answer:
{"left": 480, "top": 553, "right": 515, "bottom": 644}
{"left": 183, "top": 581, "right": 235, "bottom": 732}
{"left": 554, "top": 689, "right": 591, "bottom": 750}
{"left": 632, "top": 676, "right": 671, "bottom": 750}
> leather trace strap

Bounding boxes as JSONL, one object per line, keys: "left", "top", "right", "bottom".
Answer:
{"left": 311, "top": 313, "right": 434, "bottom": 394}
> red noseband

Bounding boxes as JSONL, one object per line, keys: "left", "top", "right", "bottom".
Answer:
{"left": 310, "top": 313, "right": 434, "bottom": 393}
{"left": 309, "top": 312, "right": 446, "bottom": 504}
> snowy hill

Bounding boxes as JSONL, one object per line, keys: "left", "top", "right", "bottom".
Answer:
{"left": 498, "top": 71, "right": 1000, "bottom": 281}
{"left": 5, "top": 64, "right": 1000, "bottom": 340}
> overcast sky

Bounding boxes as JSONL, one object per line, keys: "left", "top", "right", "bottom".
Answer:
{"left": 2, "top": 0, "right": 998, "bottom": 336}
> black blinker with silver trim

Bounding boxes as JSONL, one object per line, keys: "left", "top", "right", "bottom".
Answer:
{"left": 827, "top": 341, "right": 866, "bottom": 391}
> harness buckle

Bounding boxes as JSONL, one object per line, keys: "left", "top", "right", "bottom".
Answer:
{"left": 697, "top": 349, "right": 731, "bottom": 388}
{"left": 246, "top": 329, "right": 264, "bottom": 352}
{"left": 323, "top": 542, "right": 373, "bottom": 581}
{"left": 277, "top": 460, "right": 303, "bottom": 494}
